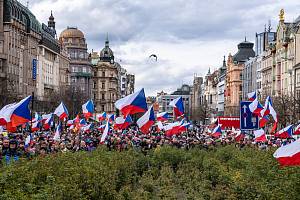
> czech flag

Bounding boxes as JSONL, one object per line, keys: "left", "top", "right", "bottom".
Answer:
{"left": 31, "top": 121, "right": 41, "bottom": 132}
{"left": 114, "top": 115, "right": 133, "bottom": 130}
{"left": 82, "top": 123, "right": 94, "bottom": 133}
{"left": 157, "top": 112, "right": 169, "bottom": 122}
{"left": 261, "top": 96, "right": 272, "bottom": 117}
{"left": 254, "top": 129, "right": 267, "bottom": 142}
{"left": 115, "top": 88, "right": 147, "bottom": 116}
{"left": 42, "top": 114, "right": 53, "bottom": 130}
{"left": 211, "top": 124, "right": 222, "bottom": 138}
{"left": 82, "top": 100, "right": 94, "bottom": 119}
{"left": 107, "top": 114, "right": 115, "bottom": 123}
{"left": 259, "top": 115, "right": 269, "bottom": 128}
{"left": 97, "top": 112, "right": 107, "bottom": 121}
{"left": 247, "top": 91, "right": 257, "bottom": 101}
{"left": 0, "top": 103, "right": 16, "bottom": 125}
{"left": 273, "top": 139, "right": 300, "bottom": 166}
{"left": 177, "top": 122, "right": 191, "bottom": 134}
{"left": 275, "top": 125, "right": 293, "bottom": 139}
{"left": 249, "top": 98, "right": 264, "bottom": 117}
{"left": 54, "top": 102, "right": 69, "bottom": 120}
{"left": 98, "top": 124, "right": 106, "bottom": 131}
{"left": 294, "top": 124, "right": 300, "bottom": 135}
{"left": 73, "top": 115, "right": 80, "bottom": 124}
{"left": 32, "top": 112, "right": 42, "bottom": 123}
{"left": 164, "top": 121, "right": 183, "bottom": 137}
{"left": 269, "top": 101, "right": 278, "bottom": 133}
{"left": 137, "top": 106, "right": 155, "bottom": 134}
{"left": 169, "top": 97, "right": 184, "bottom": 118}
{"left": 100, "top": 121, "right": 110, "bottom": 143}
{"left": 53, "top": 123, "right": 62, "bottom": 141}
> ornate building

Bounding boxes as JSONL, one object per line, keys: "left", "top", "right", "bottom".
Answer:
{"left": 224, "top": 39, "right": 255, "bottom": 116}
{"left": 1, "top": 0, "right": 41, "bottom": 106}
{"left": 59, "top": 27, "right": 91, "bottom": 98}
{"left": 91, "top": 37, "right": 134, "bottom": 114}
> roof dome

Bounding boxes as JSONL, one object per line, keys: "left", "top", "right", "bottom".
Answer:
{"left": 100, "top": 35, "right": 114, "bottom": 62}
{"left": 233, "top": 38, "right": 255, "bottom": 63}
{"left": 60, "top": 27, "right": 85, "bottom": 39}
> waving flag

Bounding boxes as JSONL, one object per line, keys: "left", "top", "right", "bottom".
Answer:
{"left": 169, "top": 97, "right": 184, "bottom": 118}
{"left": 0, "top": 103, "right": 16, "bottom": 125}
{"left": 98, "top": 124, "right": 106, "bottom": 131}
{"left": 157, "top": 112, "right": 169, "bottom": 122}
{"left": 42, "top": 114, "right": 53, "bottom": 130}
{"left": 82, "top": 100, "right": 94, "bottom": 119}
{"left": 115, "top": 88, "right": 147, "bottom": 116}
{"left": 114, "top": 115, "right": 133, "bottom": 130}
{"left": 269, "top": 102, "right": 278, "bottom": 133}
{"left": 259, "top": 115, "right": 269, "bottom": 128}
{"left": 25, "top": 133, "right": 33, "bottom": 148}
{"left": 31, "top": 121, "right": 41, "bottom": 132}
{"left": 254, "top": 129, "right": 267, "bottom": 142}
{"left": 260, "top": 96, "right": 271, "bottom": 117}
{"left": 249, "top": 98, "right": 264, "bottom": 116}
{"left": 156, "top": 121, "right": 165, "bottom": 131}
{"left": 211, "top": 124, "right": 222, "bottom": 138}
{"left": 275, "top": 125, "right": 293, "bottom": 139}
{"left": 97, "top": 112, "right": 107, "bottom": 121}
{"left": 273, "top": 139, "right": 300, "bottom": 166}
{"left": 100, "top": 122, "right": 110, "bottom": 143}
{"left": 54, "top": 102, "right": 68, "bottom": 120}
{"left": 177, "top": 122, "right": 191, "bottom": 134}
{"left": 137, "top": 106, "right": 155, "bottom": 134}
{"left": 82, "top": 123, "right": 94, "bottom": 133}
{"left": 294, "top": 124, "right": 300, "bottom": 135}
{"left": 247, "top": 91, "right": 257, "bottom": 101}
{"left": 66, "top": 120, "right": 74, "bottom": 127}
{"left": 0, "top": 96, "right": 32, "bottom": 127}
{"left": 107, "top": 114, "right": 115, "bottom": 123}
{"left": 164, "top": 121, "right": 183, "bottom": 137}
{"left": 32, "top": 112, "right": 42, "bottom": 123}
{"left": 53, "top": 123, "right": 62, "bottom": 141}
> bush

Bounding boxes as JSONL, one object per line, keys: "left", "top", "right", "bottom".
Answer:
{"left": 0, "top": 146, "right": 300, "bottom": 199}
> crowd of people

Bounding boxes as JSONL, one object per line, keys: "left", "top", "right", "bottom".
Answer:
{"left": 0, "top": 124, "right": 296, "bottom": 165}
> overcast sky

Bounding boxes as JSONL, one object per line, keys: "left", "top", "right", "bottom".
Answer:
{"left": 24, "top": 0, "right": 300, "bottom": 96}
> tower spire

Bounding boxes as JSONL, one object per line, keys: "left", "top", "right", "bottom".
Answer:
{"left": 223, "top": 55, "right": 226, "bottom": 67}
{"left": 105, "top": 32, "right": 109, "bottom": 47}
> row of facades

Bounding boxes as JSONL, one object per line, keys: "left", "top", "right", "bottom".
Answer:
{"left": 190, "top": 9, "right": 300, "bottom": 123}
{"left": 0, "top": 0, "right": 134, "bottom": 115}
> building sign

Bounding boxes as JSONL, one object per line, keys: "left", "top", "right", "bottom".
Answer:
{"left": 240, "top": 101, "right": 259, "bottom": 130}
{"left": 42, "top": 23, "right": 56, "bottom": 38}
{"left": 217, "top": 116, "right": 240, "bottom": 129}
{"left": 32, "top": 59, "right": 37, "bottom": 80}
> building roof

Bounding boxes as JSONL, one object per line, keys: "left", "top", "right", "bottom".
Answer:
{"left": 233, "top": 39, "right": 255, "bottom": 63}
{"left": 60, "top": 27, "right": 85, "bottom": 38}
{"left": 100, "top": 34, "right": 114, "bottom": 62}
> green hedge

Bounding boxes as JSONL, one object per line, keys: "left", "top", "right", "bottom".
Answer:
{"left": 0, "top": 146, "right": 300, "bottom": 200}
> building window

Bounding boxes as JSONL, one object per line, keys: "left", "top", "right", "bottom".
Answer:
{"left": 102, "top": 71, "right": 105, "bottom": 77}
{"left": 102, "top": 105, "right": 105, "bottom": 111}
{"left": 82, "top": 67, "right": 86, "bottom": 73}
{"left": 102, "top": 93, "right": 105, "bottom": 100}
{"left": 102, "top": 82, "right": 105, "bottom": 89}
{"left": 72, "top": 77, "right": 76, "bottom": 83}
{"left": 93, "top": 93, "right": 96, "bottom": 100}
{"left": 93, "top": 81, "right": 96, "bottom": 89}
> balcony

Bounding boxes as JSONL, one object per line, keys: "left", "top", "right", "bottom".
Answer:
{"left": 74, "top": 72, "right": 92, "bottom": 77}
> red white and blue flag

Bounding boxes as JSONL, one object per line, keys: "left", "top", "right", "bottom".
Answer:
{"left": 137, "top": 106, "right": 155, "bottom": 134}
{"left": 249, "top": 98, "right": 264, "bottom": 117}
{"left": 211, "top": 124, "right": 222, "bottom": 138}
{"left": 53, "top": 123, "right": 62, "bottom": 141}
{"left": 100, "top": 121, "right": 110, "bottom": 143}
{"left": 54, "top": 102, "right": 69, "bottom": 120}
{"left": 157, "top": 112, "right": 169, "bottom": 122}
{"left": 273, "top": 139, "right": 300, "bottom": 166}
{"left": 97, "top": 112, "right": 107, "bottom": 121}
{"left": 82, "top": 100, "right": 94, "bottom": 119}
{"left": 114, "top": 115, "right": 133, "bottom": 130}
{"left": 247, "top": 91, "right": 257, "bottom": 101}
{"left": 169, "top": 97, "right": 184, "bottom": 118}
{"left": 115, "top": 88, "right": 147, "bottom": 116}
{"left": 275, "top": 125, "right": 293, "bottom": 139}
{"left": 254, "top": 129, "right": 267, "bottom": 142}
{"left": 107, "top": 114, "right": 115, "bottom": 123}
{"left": 259, "top": 115, "right": 269, "bottom": 128}
{"left": 294, "top": 124, "right": 300, "bottom": 135}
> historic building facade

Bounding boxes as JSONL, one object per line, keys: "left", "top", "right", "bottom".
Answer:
{"left": 224, "top": 39, "right": 255, "bottom": 116}
{"left": 217, "top": 57, "right": 227, "bottom": 116}
{"left": 1, "top": 0, "right": 41, "bottom": 105}
{"left": 91, "top": 37, "right": 134, "bottom": 114}
{"left": 59, "top": 27, "right": 91, "bottom": 98}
